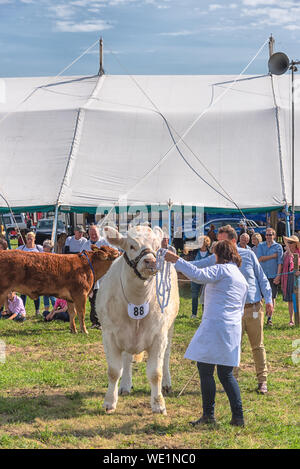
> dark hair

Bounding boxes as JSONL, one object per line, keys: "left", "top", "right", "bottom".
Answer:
{"left": 218, "top": 224, "right": 238, "bottom": 241}
{"left": 214, "top": 239, "right": 242, "bottom": 267}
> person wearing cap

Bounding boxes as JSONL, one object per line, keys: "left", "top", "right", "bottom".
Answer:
{"left": 281, "top": 235, "right": 300, "bottom": 326}
{"left": 64, "top": 225, "right": 87, "bottom": 254}
{"left": 256, "top": 227, "right": 283, "bottom": 326}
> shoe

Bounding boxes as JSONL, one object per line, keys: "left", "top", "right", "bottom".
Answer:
{"left": 289, "top": 321, "right": 295, "bottom": 327}
{"left": 266, "top": 318, "right": 273, "bottom": 326}
{"left": 35, "top": 310, "right": 40, "bottom": 316}
{"left": 257, "top": 382, "right": 268, "bottom": 395}
{"left": 91, "top": 323, "right": 101, "bottom": 330}
{"left": 190, "top": 314, "right": 197, "bottom": 319}
{"left": 189, "top": 415, "right": 216, "bottom": 427}
{"left": 230, "top": 417, "right": 245, "bottom": 427}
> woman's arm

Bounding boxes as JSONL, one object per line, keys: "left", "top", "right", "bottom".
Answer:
{"left": 164, "top": 251, "right": 221, "bottom": 284}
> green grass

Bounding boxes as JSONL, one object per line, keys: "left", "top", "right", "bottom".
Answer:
{"left": 0, "top": 283, "right": 299, "bottom": 449}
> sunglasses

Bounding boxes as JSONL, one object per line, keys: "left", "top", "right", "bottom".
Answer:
{"left": 266, "top": 234, "right": 274, "bottom": 236}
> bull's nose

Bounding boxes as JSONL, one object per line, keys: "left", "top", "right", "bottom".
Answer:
{"left": 144, "top": 259, "right": 157, "bottom": 269}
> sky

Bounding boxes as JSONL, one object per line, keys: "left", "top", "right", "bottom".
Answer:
{"left": 0, "top": 0, "right": 300, "bottom": 77}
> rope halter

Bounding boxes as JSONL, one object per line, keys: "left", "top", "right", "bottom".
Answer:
{"left": 123, "top": 248, "right": 157, "bottom": 281}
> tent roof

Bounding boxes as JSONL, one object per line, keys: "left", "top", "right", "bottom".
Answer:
{"left": 0, "top": 73, "right": 295, "bottom": 213}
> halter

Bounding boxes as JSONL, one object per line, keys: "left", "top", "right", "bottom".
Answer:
{"left": 123, "top": 248, "right": 156, "bottom": 281}
{"left": 80, "top": 250, "right": 96, "bottom": 289}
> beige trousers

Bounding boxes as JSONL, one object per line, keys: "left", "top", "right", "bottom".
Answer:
{"left": 234, "top": 301, "right": 268, "bottom": 384}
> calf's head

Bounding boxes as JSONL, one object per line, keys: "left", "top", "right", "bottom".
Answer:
{"left": 104, "top": 225, "right": 164, "bottom": 280}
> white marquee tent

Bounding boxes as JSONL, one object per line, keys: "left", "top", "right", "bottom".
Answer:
{"left": 0, "top": 73, "right": 297, "bottom": 215}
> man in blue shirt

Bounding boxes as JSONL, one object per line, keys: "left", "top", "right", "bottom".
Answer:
{"left": 190, "top": 224, "right": 273, "bottom": 395}
{"left": 256, "top": 227, "right": 283, "bottom": 326}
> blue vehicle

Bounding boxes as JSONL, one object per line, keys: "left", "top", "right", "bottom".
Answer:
{"left": 182, "top": 217, "right": 266, "bottom": 241}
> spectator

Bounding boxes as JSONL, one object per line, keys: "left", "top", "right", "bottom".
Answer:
{"left": 1, "top": 291, "right": 26, "bottom": 322}
{"left": 188, "top": 225, "right": 273, "bottom": 395}
{"left": 18, "top": 232, "right": 43, "bottom": 316}
{"left": 161, "top": 233, "right": 176, "bottom": 253}
{"left": 43, "top": 298, "right": 69, "bottom": 322}
{"left": 256, "top": 228, "right": 283, "bottom": 326}
{"left": 207, "top": 224, "right": 217, "bottom": 243}
{"left": 277, "top": 216, "right": 286, "bottom": 244}
{"left": 64, "top": 225, "right": 86, "bottom": 254}
{"left": 164, "top": 240, "right": 248, "bottom": 427}
{"left": 281, "top": 235, "right": 300, "bottom": 327}
{"left": 0, "top": 238, "right": 8, "bottom": 315}
{"left": 81, "top": 224, "right": 112, "bottom": 330}
{"left": 42, "top": 239, "right": 56, "bottom": 314}
{"left": 238, "top": 233, "right": 251, "bottom": 250}
{"left": 251, "top": 233, "right": 262, "bottom": 257}
{"left": 0, "top": 238, "right": 8, "bottom": 250}
{"left": 191, "top": 235, "right": 212, "bottom": 318}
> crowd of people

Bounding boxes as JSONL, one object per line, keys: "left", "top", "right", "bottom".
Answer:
{"left": 0, "top": 218, "right": 298, "bottom": 426}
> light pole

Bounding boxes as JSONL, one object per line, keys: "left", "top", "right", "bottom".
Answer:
{"left": 268, "top": 52, "right": 300, "bottom": 235}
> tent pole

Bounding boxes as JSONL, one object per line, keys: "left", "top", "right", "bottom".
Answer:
{"left": 167, "top": 199, "right": 173, "bottom": 243}
{"left": 52, "top": 204, "right": 59, "bottom": 252}
{"left": 285, "top": 204, "right": 291, "bottom": 237}
{"left": 98, "top": 37, "right": 104, "bottom": 76}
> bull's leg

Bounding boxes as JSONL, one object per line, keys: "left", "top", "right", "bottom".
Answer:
{"left": 162, "top": 323, "right": 174, "bottom": 395}
{"left": 146, "top": 336, "right": 168, "bottom": 415}
{"left": 74, "top": 296, "right": 88, "bottom": 335}
{"left": 102, "top": 333, "right": 123, "bottom": 413}
{"left": 67, "top": 302, "right": 77, "bottom": 334}
{"left": 119, "top": 351, "right": 133, "bottom": 395}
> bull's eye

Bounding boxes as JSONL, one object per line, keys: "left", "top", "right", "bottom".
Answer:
{"left": 130, "top": 245, "right": 136, "bottom": 250}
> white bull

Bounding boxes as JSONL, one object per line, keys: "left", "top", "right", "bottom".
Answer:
{"left": 96, "top": 225, "right": 179, "bottom": 414}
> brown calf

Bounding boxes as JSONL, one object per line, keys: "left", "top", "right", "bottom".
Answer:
{"left": 0, "top": 246, "right": 119, "bottom": 334}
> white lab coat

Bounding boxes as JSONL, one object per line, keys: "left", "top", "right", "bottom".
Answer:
{"left": 175, "top": 258, "right": 248, "bottom": 367}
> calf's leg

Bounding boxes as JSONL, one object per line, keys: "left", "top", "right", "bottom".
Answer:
{"left": 146, "top": 335, "right": 168, "bottom": 415}
{"left": 102, "top": 333, "right": 123, "bottom": 413}
{"left": 67, "top": 302, "right": 77, "bottom": 334}
{"left": 73, "top": 295, "right": 88, "bottom": 335}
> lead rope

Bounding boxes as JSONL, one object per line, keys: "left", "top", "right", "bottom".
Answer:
{"left": 156, "top": 248, "right": 172, "bottom": 314}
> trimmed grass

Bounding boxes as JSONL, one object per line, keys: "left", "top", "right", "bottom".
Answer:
{"left": 0, "top": 284, "right": 299, "bottom": 449}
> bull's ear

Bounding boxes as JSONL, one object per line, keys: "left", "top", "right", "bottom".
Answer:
{"left": 104, "top": 226, "right": 127, "bottom": 250}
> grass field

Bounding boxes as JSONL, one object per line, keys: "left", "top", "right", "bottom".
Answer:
{"left": 0, "top": 282, "right": 299, "bottom": 449}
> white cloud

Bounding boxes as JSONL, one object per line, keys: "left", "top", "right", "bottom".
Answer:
{"left": 56, "top": 19, "right": 114, "bottom": 32}
{"left": 48, "top": 4, "right": 75, "bottom": 19}
{"left": 209, "top": 3, "right": 223, "bottom": 11}
{"left": 159, "top": 29, "right": 197, "bottom": 36}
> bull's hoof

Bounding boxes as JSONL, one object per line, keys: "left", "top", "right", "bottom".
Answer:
{"left": 70, "top": 329, "right": 78, "bottom": 334}
{"left": 152, "top": 396, "right": 167, "bottom": 415}
{"left": 119, "top": 388, "right": 130, "bottom": 396}
{"left": 152, "top": 407, "right": 167, "bottom": 415}
{"left": 80, "top": 330, "right": 89, "bottom": 335}
{"left": 162, "top": 386, "right": 172, "bottom": 396}
{"left": 103, "top": 403, "right": 116, "bottom": 414}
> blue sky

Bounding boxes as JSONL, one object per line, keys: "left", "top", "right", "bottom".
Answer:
{"left": 0, "top": 0, "right": 299, "bottom": 77}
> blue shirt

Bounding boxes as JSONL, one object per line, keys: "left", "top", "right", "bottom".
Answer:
{"left": 256, "top": 241, "right": 283, "bottom": 279}
{"left": 190, "top": 247, "right": 272, "bottom": 305}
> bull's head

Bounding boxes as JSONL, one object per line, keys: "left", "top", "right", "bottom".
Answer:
{"left": 104, "top": 225, "right": 164, "bottom": 280}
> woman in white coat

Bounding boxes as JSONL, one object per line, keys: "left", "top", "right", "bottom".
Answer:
{"left": 164, "top": 240, "right": 248, "bottom": 427}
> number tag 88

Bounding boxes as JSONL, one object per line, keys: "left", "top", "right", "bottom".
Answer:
{"left": 128, "top": 303, "right": 150, "bottom": 320}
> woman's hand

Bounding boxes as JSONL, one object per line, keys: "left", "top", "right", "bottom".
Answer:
{"left": 164, "top": 251, "right": 180, "bottom": 264}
